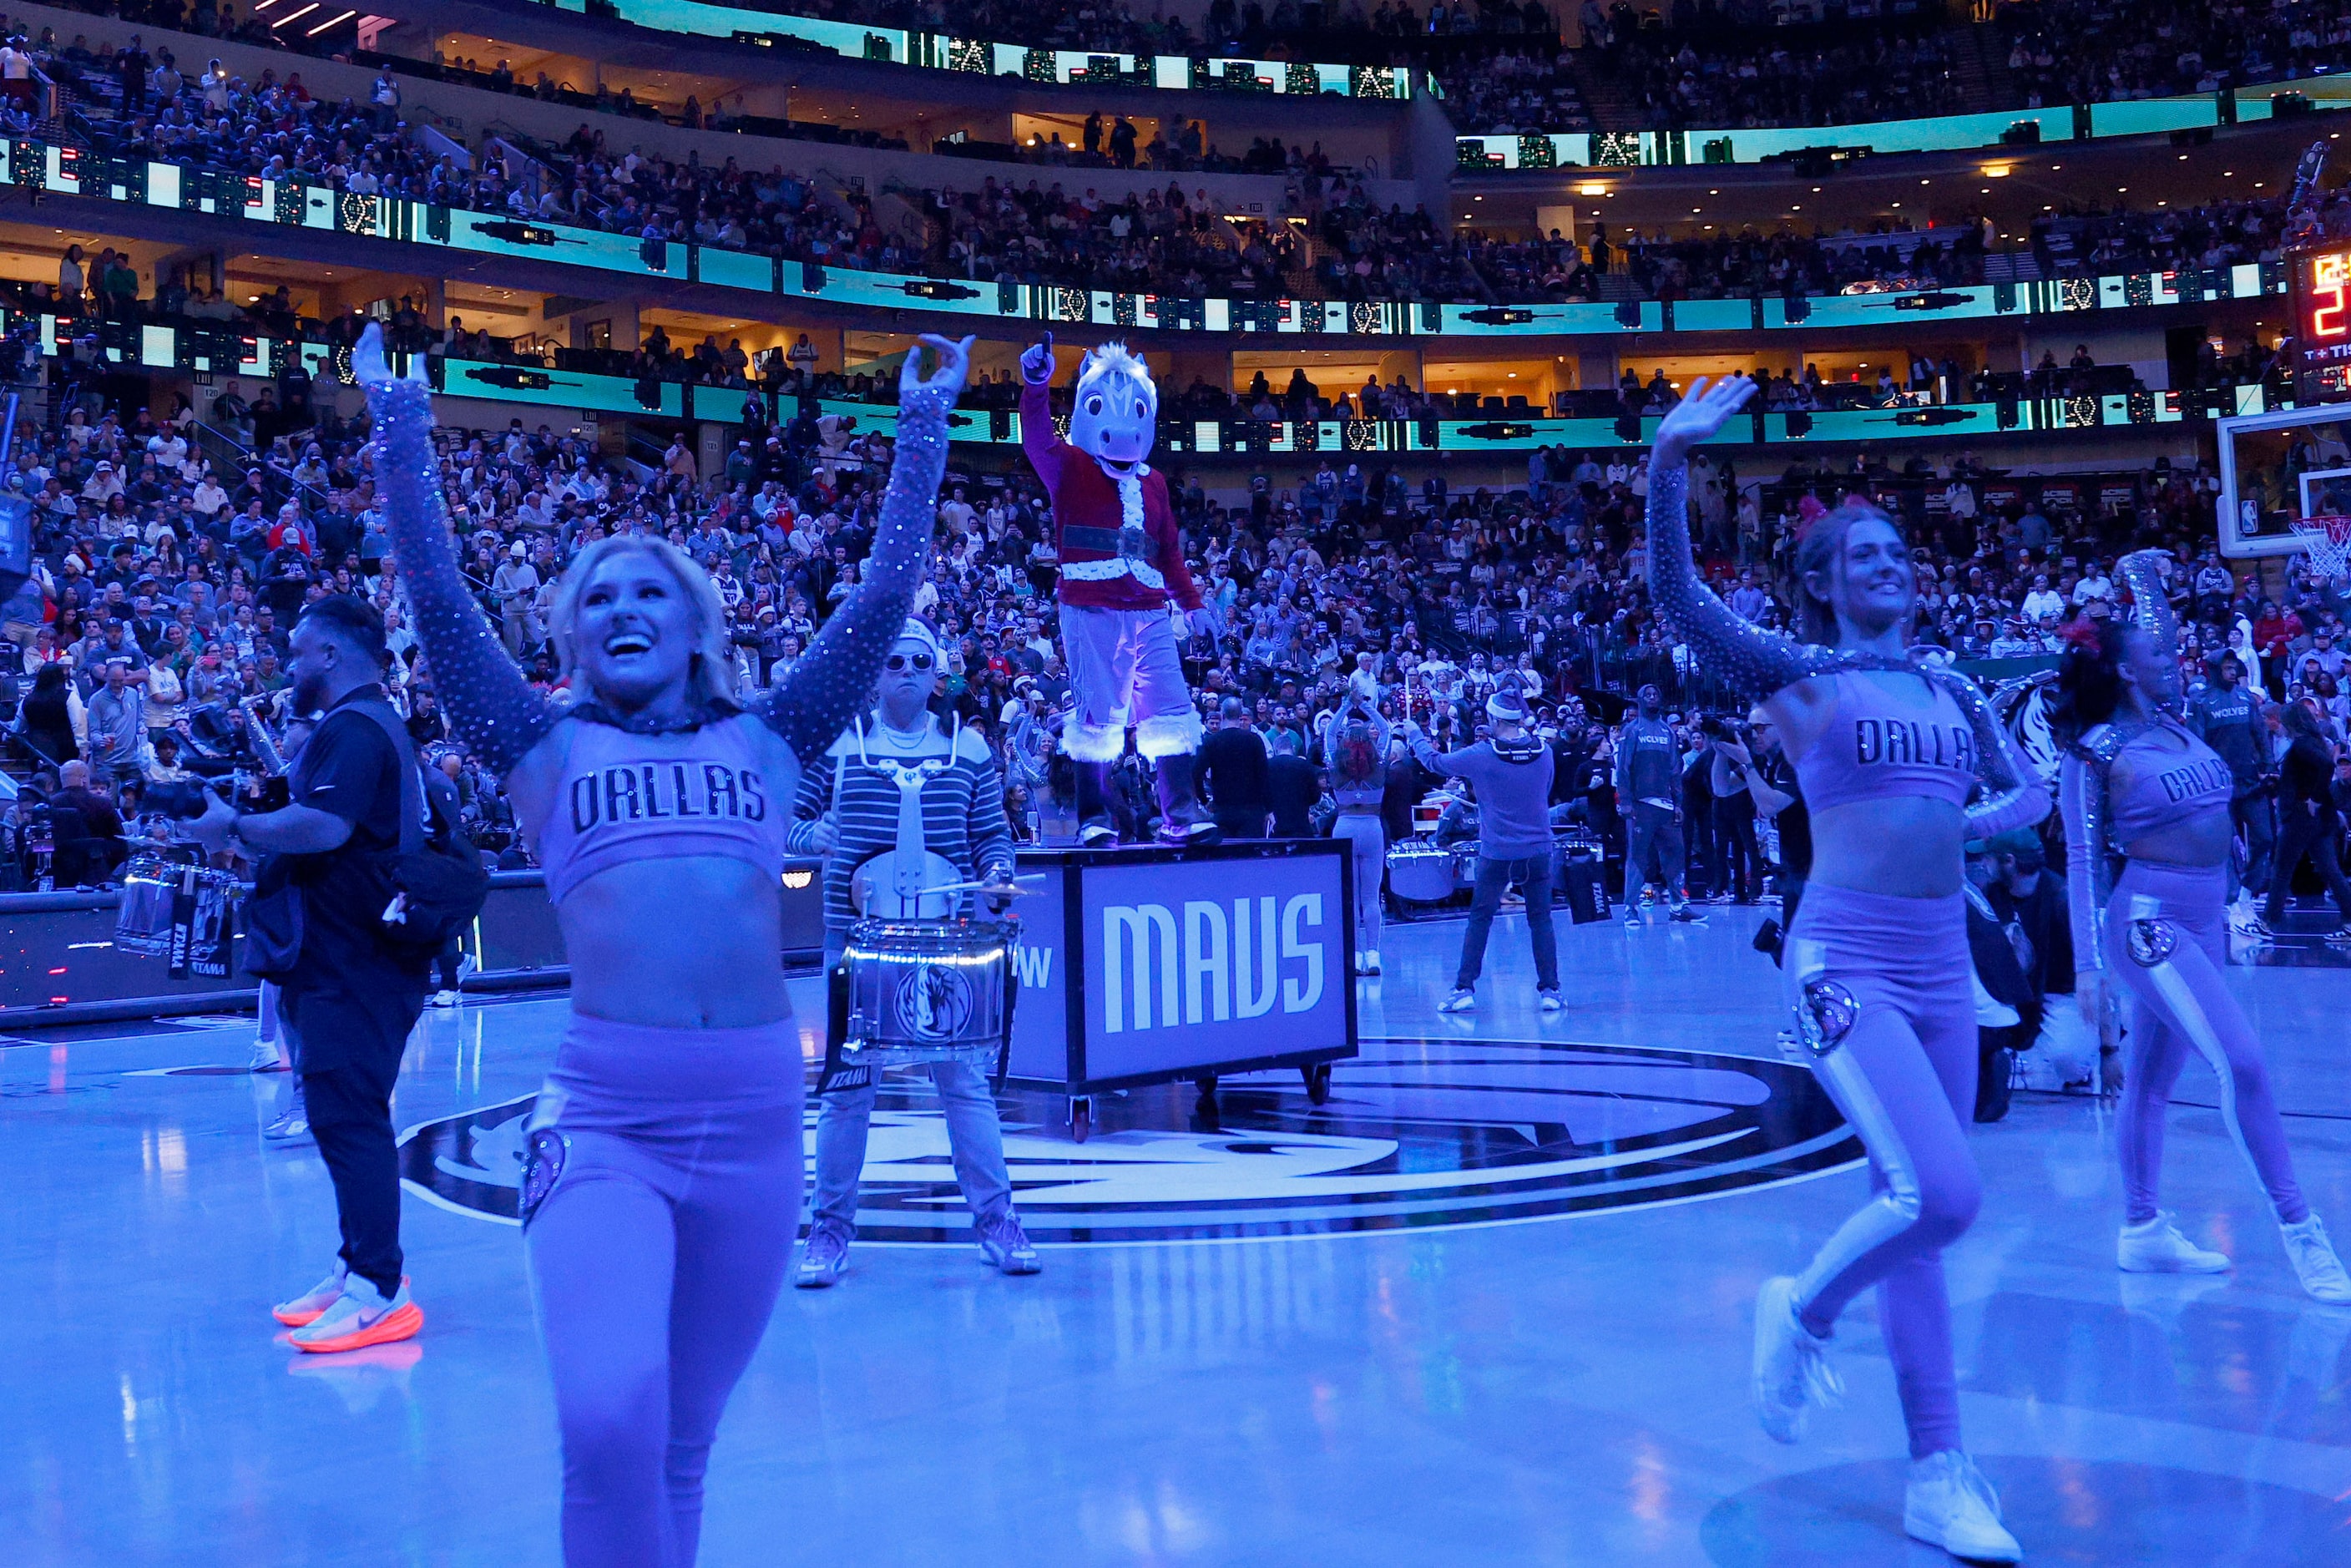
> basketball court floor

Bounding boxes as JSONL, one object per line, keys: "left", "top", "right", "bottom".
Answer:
{"left": 3, "top": 904, "right": 2347, "bottom": 1565}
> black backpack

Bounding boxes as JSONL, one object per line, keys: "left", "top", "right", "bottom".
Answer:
{"left": 347, "top": 701, "right": 490, "bottom": 960}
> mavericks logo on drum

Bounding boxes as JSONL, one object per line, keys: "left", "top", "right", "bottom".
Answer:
{"left": 397, "top": 1038, "right": 1859, "bottom": 1244}
{"left": 897, "top": 962, "right": 975, "bottom": 1041}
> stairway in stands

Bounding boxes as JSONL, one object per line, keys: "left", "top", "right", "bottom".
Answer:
{"left": 1949, "top": 13, "right": 2023, "bottom": 124}
{"left": 1565, "top": 48, "right": 1644, "bottom": 135}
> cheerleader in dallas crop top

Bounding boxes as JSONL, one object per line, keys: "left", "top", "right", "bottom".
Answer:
{"left": 1641, "top": 376, "right": 2045, "bottom": 1563}
{"left": 358, "top": 322, "right": 969, "bottom": 1568}
{"left": 2056, "top": 550, "right": 2351, "bottom": 1304}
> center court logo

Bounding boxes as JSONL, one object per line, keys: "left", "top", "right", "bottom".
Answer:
{"left": 398, "top": 1039, "right": 1859, "bottom": 1244}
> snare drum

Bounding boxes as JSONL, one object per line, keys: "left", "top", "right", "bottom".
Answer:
{"left": 1385, "top": 842, "right": 1459, "bottom": 904}
{"left": 836, "top": 917, "right": 1019, "bottom": 1070}
{"left": 114, "top": 854, "right": 179, "bottom": 957}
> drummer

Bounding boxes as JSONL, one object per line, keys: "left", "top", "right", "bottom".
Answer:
{"left": 786, "top": 618, "right": 1040, "bottom": 1288}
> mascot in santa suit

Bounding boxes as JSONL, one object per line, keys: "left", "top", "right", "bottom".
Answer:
{"left": 1021, "top": 331, "right": 1221, "bottom": 846}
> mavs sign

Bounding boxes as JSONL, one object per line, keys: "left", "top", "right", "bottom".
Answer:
{"left": 1005, "top": 842, "right": 1354, "bottom": 1091}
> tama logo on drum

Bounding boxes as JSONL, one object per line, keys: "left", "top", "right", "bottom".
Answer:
{"left": 1099, "top": 895, "right": 1325, "bottom": 1033}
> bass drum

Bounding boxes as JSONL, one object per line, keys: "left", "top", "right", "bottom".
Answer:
{"left": 1386, "top": 842, "right": 1459, "bottom": 904}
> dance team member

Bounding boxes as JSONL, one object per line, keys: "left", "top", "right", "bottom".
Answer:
{"left": 789, "top": 615, "right": 1039, "bottom": 1288}
{"left": 2055, "top": 551, "right": 2351, "bottom": 1300}
{"left": 357, "top": 324, "right": 969, "bottom": 1567}
{"left": 1019, "top": 332, "right": 1221, "bottom": 845}
{"left": 1325, "top": 689, "right": 1393, "bottom": 976}
{"left": 1646, "top": 376, "right": 2046, "bottom": 1564}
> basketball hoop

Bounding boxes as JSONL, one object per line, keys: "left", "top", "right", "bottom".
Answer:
{"left": 2290, "top": 513, "right": 2351, "bottom": 582}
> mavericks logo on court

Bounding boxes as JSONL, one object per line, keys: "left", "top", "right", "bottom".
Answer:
{"left": 399, "top": 1039, "right": 1858, "bottom": 1245}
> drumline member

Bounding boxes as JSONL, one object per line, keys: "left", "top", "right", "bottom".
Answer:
{"left": 788, "top": 616, "right": 1039, "bottom": 1288}
{"left": 1646, "top": 377, "right": 2047, "bottom": 1565}
{"left": 2055, "top": 551, "right": 2351, "bottom": 1301}
{"left": 1324, "top": 690, "right": 1392, "bottom": 976}
{"left": 356, "top": 324, "right": 970, "bottom": 1568}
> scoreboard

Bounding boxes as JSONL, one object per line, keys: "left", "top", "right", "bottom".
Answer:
{"left": 2293, "top": 242, "right": 2351, "bottom": 402}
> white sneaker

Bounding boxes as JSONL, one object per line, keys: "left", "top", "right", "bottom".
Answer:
{"left": 1751, "top": 1275, "right": 1841, "bottom": 1444}
{"left": 430, "top": 989, "right": 460, "bottom": 1009}
{"left": 249, "top": 1036, "right": 286, "bottom": 1072}
{"left": 272, "top": 1263, "right": 347, "bottom": 1327}
{"left": 289, "top": 1275, "right": 423, "bottom": 1353}
{"left": 2280, "top": 1215, "right": 2351, "bottom": 1304}
{"left": 1353, "top": 952, "right": 1371, "bottom": 976}
{"left": 1363, "top": 949, "right": 1381, "bottom": 975}
{"left": 2117, "top": 1211, "right": 2232, "bottom": 1273}
{"left": 1538, "top": 989, "right": 1564, "bottom": 1014}
{"left": 1438, "top": 989, "right": 1476, "bottom": 1014}
{"left": 1904, "top": 1450, "right": 2021, "bottom": 1562}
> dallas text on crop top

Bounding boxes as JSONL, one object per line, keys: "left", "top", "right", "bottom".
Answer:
{"left": 1792, "top": 670, "right": 1978, "bottom": 815}
{"left": 535, "top": 713, "right": 798, "bottom": 904}
{"left": 2104, "top": 720, "right": 2234, "bottom": 844}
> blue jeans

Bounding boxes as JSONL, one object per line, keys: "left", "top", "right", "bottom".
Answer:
{"left": 810, "top": 934, "right": 1015, "bottom": 1238}
{"left": 1455, "top": 853, "right": 1560, "bottom": 992}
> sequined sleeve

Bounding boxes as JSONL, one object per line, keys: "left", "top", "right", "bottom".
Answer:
{"left": 1935, "top": 667, "right": 2050, "bottom": 836}
{"left": 758, "top": 387, "right": 948, "bottom": 764}
{"left": 2058, "top": 746, "right": 2111, "bottom": 974}
{"left": 1644, "top": 458, "right": 1833, "bottom": 701}
{"left": 367, "top": 377, "right": 553, "bottom": 775}
{"left": 2115, "top": 549, "right": 2178, "bottom": 668}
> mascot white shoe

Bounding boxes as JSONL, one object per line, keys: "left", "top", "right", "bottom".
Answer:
{"left": 1019, "top": 331, "right": 1221, "bottom": 846}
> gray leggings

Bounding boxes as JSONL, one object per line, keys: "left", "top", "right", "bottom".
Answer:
{"left": 1332, "top": 809, "right": 1385, "bottom": 953}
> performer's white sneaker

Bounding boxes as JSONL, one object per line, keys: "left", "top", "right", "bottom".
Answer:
{"left": 249, "top": 1036, "right": 285, "bottom": 1072}
{"left": 1904, "top": 1451, "right": 2021, "bottom": 1563}
{"left": 2118, "top": 1212, "right": 2231, "bottom": 1273}
{"left": 1538, "top": 989, "right": 1564, "bottom": 1014}
{"left": 796, "top": 1227, "right": 850, "bottom": 1289}
{"left": 1363, "top": 949, "right": 1381, "bottom": 975}
{"left": 2280, "top": 1216, "right": 2351, "bottom": 1304}
{"left": 1751, "top": 1276, "right": 1840, "bottom": 1443}
{"left": 1438, "top": 989, "right": 1476, "bottom": 1014}
{"left": 977, "top": 1211, "right": 1043, "bottom": 1276}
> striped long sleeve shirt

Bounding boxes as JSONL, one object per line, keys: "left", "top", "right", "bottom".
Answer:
{"left": 786, "top": 712, "right": 1014, "bottom": 933}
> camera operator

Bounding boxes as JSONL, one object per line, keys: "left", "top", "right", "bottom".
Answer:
{"left": 1740, "top": 705, "right": 1809, "bottom": 962}
{"left": 1703, "top": 716, "right": 1764, "bottom": 904}
{"left": 185, "top": 597, "right": 432, "bottom": 1354}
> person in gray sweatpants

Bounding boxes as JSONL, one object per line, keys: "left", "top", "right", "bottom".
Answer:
{"left": 1404, "top": 689, "right": 1561, "bottom": 1014}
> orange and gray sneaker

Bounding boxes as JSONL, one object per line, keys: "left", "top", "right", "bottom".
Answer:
{"left": 290, "top": 1275, "right": 423, "bottom": 1353}
{"left": 271, "top": 1265, "right": 349, "bottom": 1328}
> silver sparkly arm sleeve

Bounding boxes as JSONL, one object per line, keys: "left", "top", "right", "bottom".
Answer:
{"left": 1941, "top": 670, "right": 2050, "bottom": 836}
{"left": 2116, "top": 549, "right": 2178, "bottom": 666}
{"left": 367, "top": 378, "right": 552, "bottom": 774}
{"left": 1644, "top": 459, "right": 1825, "bottom": 700}
{"left": 2058, "top": 750, "right": 2110, "bottom": 974}
{"left": 762, "top": 389, "right": 946, "bottom": 763}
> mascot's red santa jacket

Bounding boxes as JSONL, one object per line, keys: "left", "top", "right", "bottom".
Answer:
{"left": 1019, "top": 365, "right": 1204, "bottom": 618}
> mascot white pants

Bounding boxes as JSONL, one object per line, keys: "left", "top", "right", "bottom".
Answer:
{"left": 1057, "top": 603, "right": 1203, "bottom": 764}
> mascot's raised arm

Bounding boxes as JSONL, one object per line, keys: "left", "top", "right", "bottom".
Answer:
{"left": 1020, "top": 331, "right": 1221, "bottom": 847}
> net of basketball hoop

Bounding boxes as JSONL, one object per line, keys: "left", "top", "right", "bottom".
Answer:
{"left": 2291, "top": 513, "right": 2351, "bottom": 581}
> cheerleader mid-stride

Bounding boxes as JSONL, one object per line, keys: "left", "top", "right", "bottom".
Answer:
{"left": 1645, "top": 376, "right": 2047, "bottom": 1565}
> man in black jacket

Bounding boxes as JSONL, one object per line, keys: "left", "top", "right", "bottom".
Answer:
{"left": 1197, "top": 698, "right": 1271, "bottom": 840}
{"left": 190, "top": 596, "right": 432, "bottom": 1354}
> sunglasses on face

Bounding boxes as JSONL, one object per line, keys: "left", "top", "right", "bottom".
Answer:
{"left": 884, "top": 651, "right": 936, "bottom": 671}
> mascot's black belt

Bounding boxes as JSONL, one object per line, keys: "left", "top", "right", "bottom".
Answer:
{"left": 1062, "top": 524, "right": 1157, "bottom": 563}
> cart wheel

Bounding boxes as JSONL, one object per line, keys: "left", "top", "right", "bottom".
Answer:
{"left": 1303, "top": 1063, "right": 1332, "bottom": 1105}
{"left": 1070, "top": 1097, "right": 1092, "bottom": 1144}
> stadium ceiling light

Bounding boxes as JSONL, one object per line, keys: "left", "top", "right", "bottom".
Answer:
{"left": 307, "top": 8, "right": 356, "bottom": 33}
{"left": 1576, "top": 182, "right": 1606, "bottom": 196}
